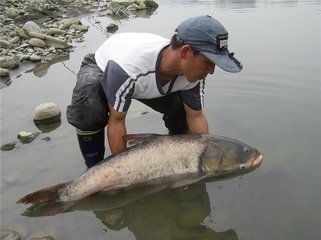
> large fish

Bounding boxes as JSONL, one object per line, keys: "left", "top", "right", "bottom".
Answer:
{"left": 17, "top": 134, "right": 263, "bottom": 205}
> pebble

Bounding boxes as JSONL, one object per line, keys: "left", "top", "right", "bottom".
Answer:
{"left": 19, "top": 43, "right": 29, "bottom": 48}
{"left": 1, "top": 142, "right": 15, "bottom": 151}
{"left": 20, "top": 54, "right": 30, "bottom": 60}
{"left": 6, "top": 8, "right": 18, "bottom": 19}
{"left": 106, "top": 23, "right": 119, "bottom": 33}
{"left": 0, "top": 229, "right": 21, "bottom": 240}
{"left": 17, "top": 131, "right": 39, "bottom": 143}
{"left": 28, "top": 31, "right": 47, "bottom": 40}
{"left": 47, "top": 28, "right": 67, "bottom": 36}
{"left": 10, "top": 36, "right": 20, "bottom": 44}
{"left": 44, "top": 36, "right": 69, "bottom": 49}
{"left": 29, "top": 38, "right": 46, "bottom": 48}
{"left": 27, "top": 48, "right": 35, "bottom": 53}
{"left": 0, "top": 39, "right": 12, "bottom": 49}
{"left": 33, "top": 103, "right": 61, "bottom": 123}
{"left": 41, "top": 136, "right": 51, "bottom": 141}
{"left": 23, "top": 21, "right": 41, "bottom": 33}
{"left": 0, "top": 67, "right": 10, "bottom": 77}
{"left": 30, "top": 54, "right": 42, "bottom": 62}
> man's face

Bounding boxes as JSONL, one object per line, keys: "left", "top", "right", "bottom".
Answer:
{"left": 181, "top": 47, "right": 215, "bottom": 82}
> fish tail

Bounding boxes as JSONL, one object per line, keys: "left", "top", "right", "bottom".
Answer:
{"left": 17, "top": 183, "right": 68, "bottom": 204}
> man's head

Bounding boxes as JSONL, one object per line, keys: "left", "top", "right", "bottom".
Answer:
{"left": 172, "top": 15, "right": 242, "bottom": 75}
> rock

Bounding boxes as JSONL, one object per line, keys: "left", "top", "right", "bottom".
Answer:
{"left": 1, "top": 142, "right": 15, "bottom": 151}
{"left": 23, "top": 21, "right": 41, "bottom": 33}
{"left": 35, "top": 119, "right": 61, "bottom": 133}
{"left": 69, "top": 24, "right": 88, "bottom": 32}
{"left": 27, "top": 48, "right": 35, "bottom": 53}
{"left": 47, "top": 28, "right": 67, "bottom": 36}
{"left": 10, "top": 36, "right": 20, "bottom": 44}
{"left": 28, "top": 32, "right": 46, "bottom": 40}
{"left": 0, "top": 229, "right": 21, "bottom": 240}
{"left": 20, "top": 54, "right": 30, "bottom": 61}
{"left": 106, "top": 23, "right": 119, "bottom": 33}
{"left": 30, "top": 236, "right": 55, "bottom": 240}
{"left": 17, "top": 131, "right": 39, "bottom": 143}
{"left": 139, "top": 1, "right": 147, "bottom": 9}
{"left": 59, "top": 19, "right": 82, "bottom": 30}
{"left": 33, "top": 103, "right": 61, "bottom": 124}
{"left": 6, "top": 8, "right": 18, "bottom": 19}
{"left": 41, "top": 136, "right": 51, "bottom": 141}
{"left": 16, "top": 29, "right": 29, "bottom": 39}
{"left": 29, "top": 38, "right": 46, "bottom": 48}
{"left": 143, "top": 0, "right": 158, "bottom": 8}
{"left": 29, "top": 54, "right": 42, "bottom": 62}
{"left": 127, "top": 3, "right": 142, "bottom": 11}
{"left": 0, "top": 67, "right": 10, "bottom": 77}
{"left": 34, "top": 47, "right": 43, "bottom": 52}
{"left": 19, "top": 43, "right": 29, "bottom": 48}
{"left": 111, "top": 0, "right": 135, "bottom": 7}
{"left": 0, "top": 39, "right": 12, "bottom": 49}
{"left": 44, "top": 36, "right": 69, "bottom": 49}
{"left": 0, "top": 56, "right": 19, "bottom": 69}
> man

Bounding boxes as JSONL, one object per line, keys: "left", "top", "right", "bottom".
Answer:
{"left": 67, "top": 15, "right": 243, "bottom": 168}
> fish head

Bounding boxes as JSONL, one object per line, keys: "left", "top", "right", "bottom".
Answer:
{"left": 202, "top": 136, "right": 263, "bottom": 178}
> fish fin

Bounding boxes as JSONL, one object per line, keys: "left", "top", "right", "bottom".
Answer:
{"left": 170, "top": 176, "right": 206, "bottom": 189}
{"left": 123, "top": 133, "right": 160, "bottom": 147}
{"left": 21, "top": 201, "right": 75, "bottom": 217}
{"left": 17, "top": 182, "right": 68, "bottom": 204}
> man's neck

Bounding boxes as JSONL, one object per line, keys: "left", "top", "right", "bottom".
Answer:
{"left": 158, "top": 46, "right": 181, "bottom": 86}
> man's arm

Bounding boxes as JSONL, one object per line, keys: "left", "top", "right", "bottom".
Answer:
{"left": 183, "top": 102, "right": 209, "bottom": 134}
{"left": 107, "top": 103, "right": 127, "bottom": 154}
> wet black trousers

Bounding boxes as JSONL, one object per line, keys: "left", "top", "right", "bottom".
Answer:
{"left": 68, "top": 54, "right": 187, "bottom": 167}
{"left": 77, "top": 93, "right": 188, "bottom": 168}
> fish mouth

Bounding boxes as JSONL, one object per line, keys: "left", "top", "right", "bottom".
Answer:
{"left": 252, "top": 152, "right": 263, "bottom": 166}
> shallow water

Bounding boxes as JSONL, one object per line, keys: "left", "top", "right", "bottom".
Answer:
{"left": 1, "top": 0, "right": 320, "bottom": 239}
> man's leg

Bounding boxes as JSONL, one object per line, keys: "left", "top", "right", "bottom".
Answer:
{"left": 67, "top": 54, "right": 108, "bottom": 168}
{"left": 76, "top": 129, "right": 105, "bottom": 168}
{"left": 137, "top": 92, "right": 188, "bottom": 134}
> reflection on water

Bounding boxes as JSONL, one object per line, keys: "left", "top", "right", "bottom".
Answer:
{"left": 27, "top": 53, "right": 70, "bottom": 78}
{"left": 159, "top": 0, "right": 321, "bottom": 9}
{"left": 23, "top": 183, "right": 238, "bottom": 240}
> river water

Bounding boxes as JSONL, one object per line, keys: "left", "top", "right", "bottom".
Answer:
{"left": 1, "top": 0, "right": 320, "bottom": 239}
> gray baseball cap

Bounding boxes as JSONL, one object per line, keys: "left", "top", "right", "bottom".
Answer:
{"left": 176, "top": 15, "right": 243, "bottom": 73}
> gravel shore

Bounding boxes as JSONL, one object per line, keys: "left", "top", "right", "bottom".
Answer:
{"left": 0, "top": 0, "right": 158, "bottom": 81}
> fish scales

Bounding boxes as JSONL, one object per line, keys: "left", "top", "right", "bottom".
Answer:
{"left": 17, "top": 134, "right": 263, "bottom": 205}
{"left": 59, "top": 135, "right": 207, "bottom": 201}
{"left": 112, "top": 135, "right": 207, "bottom": 184}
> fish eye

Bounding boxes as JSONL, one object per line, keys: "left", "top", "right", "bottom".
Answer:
{"left": 243, "top": 147, "right": 249, "bottom": 152}
{"left": 240, "top": 164, "right": 246, "bottom": 170}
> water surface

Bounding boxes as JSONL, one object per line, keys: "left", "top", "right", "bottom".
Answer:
{"left": 1, "top": 0, "right": 320, "bottom": 239}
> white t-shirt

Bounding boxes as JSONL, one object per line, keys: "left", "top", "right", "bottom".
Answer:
{"left": 95, "top": 32, "right": 205, "bottom": 112}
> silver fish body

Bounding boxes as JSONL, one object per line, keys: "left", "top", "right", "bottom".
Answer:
{"left": 18, "top": 134, "right": 263, "bottom": 204}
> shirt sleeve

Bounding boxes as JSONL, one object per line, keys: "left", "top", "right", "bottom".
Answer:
{"left": 100, "top": 60, "right": 135, "bottom": 112}
{"left": 180, "top": 79, "right": 205, "bottom": 111}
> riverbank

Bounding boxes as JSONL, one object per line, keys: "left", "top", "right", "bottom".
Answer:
{"left": 0, "top": 0, "right": 158, "bottom": 82}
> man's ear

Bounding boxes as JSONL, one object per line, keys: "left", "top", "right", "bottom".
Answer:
{"left": 179, "top": 45, "right": 192, "bottom": 59}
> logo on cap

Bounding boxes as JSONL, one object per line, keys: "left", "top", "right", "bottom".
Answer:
{"left": 217, "top": 34, "right": 228, "bottom": 50}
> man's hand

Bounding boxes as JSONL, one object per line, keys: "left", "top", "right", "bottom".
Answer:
{"left": 183, "top": 103, "right": 209, "bottom": 134}
{"left": 107, "top": 103, "right": 127, "bottom": 154}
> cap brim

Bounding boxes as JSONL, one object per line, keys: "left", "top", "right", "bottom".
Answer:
{"left": 202, "top": 51, "right": 243, "bottom": 73}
